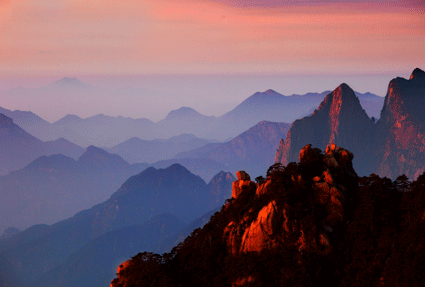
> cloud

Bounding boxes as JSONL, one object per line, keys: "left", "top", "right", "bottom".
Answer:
{"left": 205, "top": 0, "right": 424, "bottom": 8}
{"left": 0, "top": 0, "right": 423, "bottom": 76}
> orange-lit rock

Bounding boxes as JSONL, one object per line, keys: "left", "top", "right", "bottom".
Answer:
{"left": 232, "top": 171, "right": 256, "bottom": 199}
{"left": 241, "top": 200, "right": 278, "bottom": 252}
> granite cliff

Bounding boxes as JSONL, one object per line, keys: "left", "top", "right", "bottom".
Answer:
{"left": 275, "top": 83, "right": 375, "bottom": 176}
{"left": 375, "top": 68, "right": 425, "bottom": 179}
{"left": 276, "top": 68, "right": 425, "bottom": 179}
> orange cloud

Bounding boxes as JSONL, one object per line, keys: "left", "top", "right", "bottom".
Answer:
{"left": 0, "top": 0, "right": 423, "bottom": 76}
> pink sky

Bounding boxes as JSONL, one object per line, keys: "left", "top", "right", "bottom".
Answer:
{"left": 0, "top": 0, "right": 424, "bottom": 78}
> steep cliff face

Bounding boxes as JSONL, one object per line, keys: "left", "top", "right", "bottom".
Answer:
{"left": 375, "top": 68, "right": 425, "bottom": 179}
{"left": 275, "top": 84, "right": 376, "bottom": 176}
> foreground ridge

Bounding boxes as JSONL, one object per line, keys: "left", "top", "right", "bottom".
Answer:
{"left": 111, "top": 144, "right": 425, "bottom": 286}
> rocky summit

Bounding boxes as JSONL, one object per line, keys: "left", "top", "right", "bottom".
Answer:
{"left": 275, "top": 83, "right": 375, "bottom": 176}
{"left": 276, "top": 68, "right": 425, "bottom": 180}
{"left": 375, "top": 67, "right": 425, "bottom": 179}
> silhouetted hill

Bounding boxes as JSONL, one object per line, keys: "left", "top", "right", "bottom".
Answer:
{"left": 0, "top": 113, "right": 84, "bottom": 175}
{"left": 0, "top": 106, "right": 50, "bottom": 132}
{"left": 0, "top": 80, "right": 383, "bottom": 146}
{"left": 152, "top": 158, "right": 227, "bottom": 182}
{"left": 0, "top": 148, "right": 148, "bottom": 231}
{"left": 32, "top": 213, "right": 186, "bottom": 287}
{"left": 50, "top": 114, "right": 156, "bottom": 147}
{"left": 0, "top": 166, "right": 233, "bottom": 287}
{"left": 48, "top": 77, "right": 90, "bottom": 89}
{"left": 0, "top": 113, "right": 86, "bottom": 175}
{"left": 108, "top": 134, "right": 214, "bottom": 164}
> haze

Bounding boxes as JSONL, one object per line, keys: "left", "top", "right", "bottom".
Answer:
{"left": 0, "top": 0, "right": 424, "bottom": 121}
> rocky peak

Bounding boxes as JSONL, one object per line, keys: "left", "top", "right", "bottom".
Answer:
{"left": 276, "top": 83, "right": 375, "bottom": 175}
{"left": 231, "top": 170, "right": 256, "bottom": 199}
{"left": 381, "top": 68, "right": 425, "bottom": 125}
{"left": 313, "top": 83, "right": 366, "bottom": 125}
{"left": 410, "top": 67, "right": 425, "bottom": 80}
{"left": 375, "top": 67, "right": 425, "bottom": 179}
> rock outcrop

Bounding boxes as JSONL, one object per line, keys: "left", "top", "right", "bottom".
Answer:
{"left": 224, "top": 144, "right": 358, "bottom": 258}
{"left": 231, "top": 170, "right": 256, "bottom": 199}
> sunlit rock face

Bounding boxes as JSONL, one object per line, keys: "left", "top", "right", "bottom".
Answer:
{"left": 275, "top": 83, "right": 376, "bottom": 176}
{"left": 224, "top": 144, "right": 358, "bottom": 256}
{"left": 375, "top": 68, "right": 425, "bottom": 179}
{"left": 231, "top": 170, "right": 256, "bottom": 199}
{"left": 110, "top": 261, "right": 132, "bottom": 287}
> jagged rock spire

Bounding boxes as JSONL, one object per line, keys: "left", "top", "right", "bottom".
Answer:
{"left": 276, "top": 83, "right": 375, "bottom": 175}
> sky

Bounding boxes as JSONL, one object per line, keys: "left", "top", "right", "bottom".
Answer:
{"left": 0, "top": 0, "right": 424, "bottom": 121}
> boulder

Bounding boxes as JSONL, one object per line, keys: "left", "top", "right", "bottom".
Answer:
{"left": 232, "top": 171, "right": 256, "bottom": 199}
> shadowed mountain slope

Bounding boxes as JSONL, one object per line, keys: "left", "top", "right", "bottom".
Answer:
{"left": 176, "top": 121, "right": 290, "bottom": 179}
{"left": 375, "top": 68, "right": 425, "bottom": 179}
{"left": 107, "top": 134, "right": 215, "bottom": 164}
{"left": 0, "top": 114, "right": 84, "bottom": 175}
{"left": 32, "top": 213, "right": 187, "bottom": 287}
{"left": 0, "top": 147, "right": 148, "bottom": 231}
{"left": 0, "top": 166, "right": 233, "bottom": 287}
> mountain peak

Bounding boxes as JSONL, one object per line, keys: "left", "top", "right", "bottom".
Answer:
{"left": 264, "top": 89, "right": 278, "bottom": 95}
{"left": 277, "top": 83, "right": 374, "bottom": 174}
{"left": 250, "top": 89, "right": 284, "bottom": 99}
{"left": 166, "top": 107, "right": 200, "bottom": 118}
{"left": 53, "top": 114, "right": 83, "bottom": 125}
{"left": 314, "top": 83, "right": 360, "bottom": 116}
{"left": 164, "top": 163, "right": 191, "bottom": 174}
{"left": 410, "top": 68, "right": 425, "bottom": 80}
{"left": 164, "top": 107, "right": 213, "bottom": 122}
{"left": 49, "top": 77, "right": 89, "bottom": 88}
{"left": 78, "top": 146, "right": 129, "bottom": 169}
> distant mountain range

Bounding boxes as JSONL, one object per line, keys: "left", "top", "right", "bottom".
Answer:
{"left": 106, "top": 134, "right": 217, "bottom": 164}
{"left": 0, "top": 80, "right": 384, "bottom": 146}
{"left": 0, "top": 146, "right": 148, "bottom": 231}
{"left": 0, "top": 165, "right": 234, "bottom": 287}
{"left": 0, "top": 69, "right": 423, "bottom": 287}
{"left": 0, "top": 114, "right": 84, "bottom": 175}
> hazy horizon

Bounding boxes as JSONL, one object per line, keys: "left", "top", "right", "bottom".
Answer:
{"left": 1, "top": 0, "right": 423, "bottom": 122}
{"left": 0, "top": 72, "right": 408, "bottom": 123}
